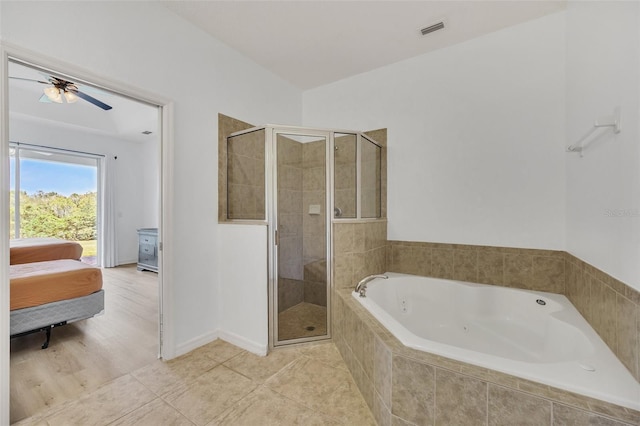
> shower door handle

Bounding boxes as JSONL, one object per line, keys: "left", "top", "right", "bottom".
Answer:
{"left": 275, "top": 229, "right": 279, "bottom": 246}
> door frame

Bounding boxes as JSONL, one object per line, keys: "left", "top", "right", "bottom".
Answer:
{"left": 0, "top": 41, "right": 176, "bottom": 423}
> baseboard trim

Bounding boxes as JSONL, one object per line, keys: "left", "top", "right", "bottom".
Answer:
{"left": 173, "top": 329, "right": 267, "bottom": 358}
{"left": 174, "top": 330, "right": 219, "bottom": 358}
{"left": 218, "top": 329, "right": 267, "bottom": 356}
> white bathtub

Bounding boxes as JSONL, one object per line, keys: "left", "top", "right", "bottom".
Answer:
{"left": 353, "top": 272, "right": 640, "bottom": 411}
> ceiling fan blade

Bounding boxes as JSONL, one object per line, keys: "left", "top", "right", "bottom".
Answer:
{"left": 38, "top": 93, "right": 53, "bottom": 103}
{"left": 10, "top": 76, "right": 49, "bottom": 84}
{"left": 74, "top": 90, "right": 113, "bottom": 110}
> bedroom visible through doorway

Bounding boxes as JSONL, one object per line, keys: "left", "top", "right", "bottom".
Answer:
{"left": 5, "top": 55, "right": 168, "bottom": 423}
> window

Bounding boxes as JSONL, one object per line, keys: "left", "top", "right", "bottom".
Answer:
{"left": 10, "top": 143, "right": 101, "bottom": 265}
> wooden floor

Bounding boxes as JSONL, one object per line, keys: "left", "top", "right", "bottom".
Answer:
{"left": 10, "top": 264, "right": 159, "bottom": 424}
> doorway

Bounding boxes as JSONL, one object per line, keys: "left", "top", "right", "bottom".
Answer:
{"left": 2, "top": 52, "right": 172, "bottom": 423}
{"left": 273, "top": 130, "right": 331, "bottom": 344}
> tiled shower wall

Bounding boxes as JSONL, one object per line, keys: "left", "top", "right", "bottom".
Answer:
{"left": 332, "top": 128, "right": 388, "bottom": 292}
{"left": 364, "top": 129, "right": 387, "bottom": 219}
{"left": 334, "top": 134, "right": 357, "bottom": 218}
{"left": 361, "top": 138, "right": 382, "bottom": 218}
{"left": 301, "top": 140, "right": 327, "bottom": 306}
{"left": 227, "top": 129, "right": 266, "bottom": 220}
{"left": 218, "top": 113, "right": 256, "bottom": 222}
{"left": 278, "top": 136, "right": 330, "bottom": 310}
{"left": 277, "top": 137, "right": 304, "bottom": 311}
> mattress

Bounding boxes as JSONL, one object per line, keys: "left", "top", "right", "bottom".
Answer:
{"left": 10, "top": 238, "right": 83, "bottom": 265}
{"left": 10, "top": 259, "right": 103, "bottom": 311}
{"left": 10, "top": 290, "right": 104, "bottom": 336}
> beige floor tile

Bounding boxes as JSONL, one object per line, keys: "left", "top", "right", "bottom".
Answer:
{"left": 197, "top": 339, "right": 246, "bottom": 364}
{"left": 223, "top": 346, "right": 301, "bottom": 383}
{"left": 163, "top": 365, "right": 258, "bottom": 426}
{"left": 323, "top": 384, "right": 376, "bottom": 425}
{"left": 211, "top": 386, "right": 342, "bottom": 426}
{"left": 131, "top": 346, "right": 221, "bottom": 396}
{"left": 265, "top": 357, "right": 351, "bottom": 407}
{"left": 15, "top": 340, "right": 375, "bottom": 426}
{"left": 298, "top": 341, "right": 349, "bottom": 370}
{"left": 41, "top": 374, "right": 156, "bottom": 426}
{"left": 108, "top": 398, "right": 195, "bottom": 426}
{"left": 265, "top": 357, "right": 375, "bottom": 425}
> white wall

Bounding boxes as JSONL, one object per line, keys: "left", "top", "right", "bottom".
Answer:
{"left": 565, "top": 1, "right": 640, "bottom": 291}
{"left": 1, "top": 1, "right": 301, "bottom": 356}
{"left": 9, "top": 116, "right": 158, "bottom": 265}
{"left": 303, "top": 12, "right": 567, "bottom": 250}
{"left": 141, "top": 137, "right": 161, "bottom": 229}
{"left": 218, "top": 224, "right": 268, "bottom": 355}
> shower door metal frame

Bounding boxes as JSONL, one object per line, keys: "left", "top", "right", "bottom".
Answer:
{"left": 268, "top": 126, "right": 334, "bottom": 348}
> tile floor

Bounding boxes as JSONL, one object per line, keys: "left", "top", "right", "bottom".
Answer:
{"left": 278, "top": 302, "right": 327, "bottom": 341}
{"left": 14, "top": 340, "right": 375, "bottom": 426}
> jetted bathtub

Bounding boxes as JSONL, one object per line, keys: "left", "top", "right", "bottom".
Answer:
{"left": 352, "top": 272, "right": 640, "bottom": 410}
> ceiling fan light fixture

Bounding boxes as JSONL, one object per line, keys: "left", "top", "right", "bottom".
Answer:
{"left": 63, "top": 90, "right": 78, "bottom": 103}
{"left": 43, "top": 86, "right": 62, "bottom": 103}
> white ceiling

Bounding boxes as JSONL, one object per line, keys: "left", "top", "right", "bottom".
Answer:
{"left": 8, "top": 61, "right": 159, "bottom": 144}
{"left": 161, "top": 0, "right": 567, "bottom": 89}
{"left": 8, "top": 2, "right": 566, "bottom": 140}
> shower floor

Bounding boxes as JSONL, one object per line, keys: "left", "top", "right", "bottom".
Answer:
{"left": 278, "top": 302, "right": 327, "bottom": 341}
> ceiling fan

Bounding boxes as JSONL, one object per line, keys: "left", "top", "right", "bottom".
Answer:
{"left": 10, "top": 75, "right": 113, "bottom": 111}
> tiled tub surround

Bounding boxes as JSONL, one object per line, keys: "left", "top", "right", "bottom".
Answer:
{"left": 334, "top": 221, "right": 388, "bottom": 291}
{"left": 565, "top": 253, "right": 640, "bottom": 384}
{"left": 387, "top": 241, "right": 566, "bottom": 294}
{"left": 353, "top": 273, "right": 639, "bottom": 412}
{"left": 334, "top": 289, "right": 640, "bottom": 426}
{"left": 386, "top": 241, "right": 640, "bottom": 385}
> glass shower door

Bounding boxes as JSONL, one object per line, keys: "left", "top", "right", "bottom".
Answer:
{"left": 273, "top": 131, "right": 330, "bottom": 345}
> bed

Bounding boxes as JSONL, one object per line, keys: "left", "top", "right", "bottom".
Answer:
{"left": 10, "top": 259, "right": 104, "bottom": 349}
{"left": 10, "top": 238, "right": 84, "bottom": 265}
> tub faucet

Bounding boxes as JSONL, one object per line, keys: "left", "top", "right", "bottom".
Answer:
{"left": 355, "top": 274, "right": 388, "bottom": 297}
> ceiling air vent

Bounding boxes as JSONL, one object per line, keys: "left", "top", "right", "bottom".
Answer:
{"left": 420, "top": 21, "right": 445, "bottom": 36}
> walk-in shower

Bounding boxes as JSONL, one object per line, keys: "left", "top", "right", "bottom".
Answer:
{"left": 225, "top": 125, "right": 382, "bottom": 347}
